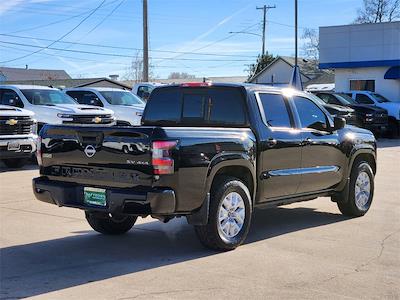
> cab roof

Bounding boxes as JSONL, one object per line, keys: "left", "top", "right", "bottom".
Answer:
{"left": 155, "top": 82, "right": 307, "bottom": 96}
{"left": 0, "top": 84, "right": 58, "bottom": 90}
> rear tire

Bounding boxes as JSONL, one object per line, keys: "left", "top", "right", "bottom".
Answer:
{"left": 2, "top": 158, "right": 28, "bottom": 168}
{"left": 336, "top": 161, "right": 374, "bottom": 217}
{"left": 85, "top": 212, "right": 137, "bottom": 235}
{"left": 194, "top": 176, "right": 252, "bottom": 251}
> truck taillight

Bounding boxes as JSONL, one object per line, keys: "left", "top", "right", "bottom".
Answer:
{"left": 152, "top": 141, "right": 177, "bottom": 175}
{"left": 36, "top": 136, "right": 42, "bottom": 166}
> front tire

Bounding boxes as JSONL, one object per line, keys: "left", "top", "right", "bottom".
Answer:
{"left": 85, "top": 212, "right": 137, "bottom": 235}
{"left": 194, "top": 176, "right": 252, "bottom": 251}
{"left": 336, "top": 161, "right": 374, "bottom": 217}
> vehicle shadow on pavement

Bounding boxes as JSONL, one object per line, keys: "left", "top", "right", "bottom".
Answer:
{"left": 0, "top": 206, "right": 347, "bottom": 298}
{"left": 376, "top": 138, "right": 400, "bottom": 148}
{"left": 0, "top": 163, "right": 38, "bottom": 173}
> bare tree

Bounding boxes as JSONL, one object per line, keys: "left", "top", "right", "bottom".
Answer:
{"left": 123, "top": 51, "right": 154, "bottom": 82}
{"left": 301, "top": 28, "right": 319, "bottom": 61}
{"left": 246, "top": 52, "right": 275, "bottom": 81}
{"left": 355, "top": 0, "right": 400, "bottom": 23}
{"left": 167, "top": 72, "right": 195, "bottom": 79}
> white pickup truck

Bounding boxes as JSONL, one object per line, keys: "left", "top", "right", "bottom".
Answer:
{"left": 347, "top": 91, "right": 400, "bottom": 136}
{"left": 132, "top": 82, "right": 165, "bottom": 101}
{"left": 64, "top": 87, "right": 145, "bottom": 126}
{"left": 0, "top": 105, "right": 37, "bottom": 168}
{"left": 0, "top": 85, "right": 115, "bottom": 131}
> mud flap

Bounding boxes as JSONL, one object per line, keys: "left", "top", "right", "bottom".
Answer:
{"left": 186, "top": 193, "right": 210, "bottom": 225}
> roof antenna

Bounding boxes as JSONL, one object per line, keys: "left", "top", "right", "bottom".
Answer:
{"left": 25, "top": 65, "right": 28, "bottom": 70}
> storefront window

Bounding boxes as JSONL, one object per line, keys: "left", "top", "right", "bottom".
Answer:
{"left": 350, "top": 80, "right": 375, "bottom": 92}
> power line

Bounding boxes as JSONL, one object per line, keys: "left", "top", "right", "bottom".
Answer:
{"left": 0, "top": 33, "right": 258, "bottom": 58}
{"left": 2, "top": 0, "right": 121, "bottom": 35}
{"left": 154, "top": 22, "right": 261, "bottom": 67}
{"left": 0, "top": 0, "right": 107, "bottom": 64}
{"left": 84, "top": 0, "right": 126, "bottom": 37}
{"left": 0, "top": 41, "right": 255, "bottom": 62}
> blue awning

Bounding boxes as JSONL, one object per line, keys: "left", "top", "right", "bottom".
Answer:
{"left": 384, "top": 66, "right": 400, "bottom": 79}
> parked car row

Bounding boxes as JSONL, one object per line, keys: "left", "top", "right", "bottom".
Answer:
{"left": 0, "top": 84, "right": 146, "bottom": 167}
{"left": 1, "top": 82, "right": 399, "bottom": 169}
{"left": 305, "top": 88, "right": 400, "bottom": 137}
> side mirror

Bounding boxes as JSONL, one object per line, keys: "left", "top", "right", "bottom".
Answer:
{"left": 333, "top": 116, "right": 346, "bottom": 130}
{"left": 142, "top": 91, "right": 150, "bottom": 101}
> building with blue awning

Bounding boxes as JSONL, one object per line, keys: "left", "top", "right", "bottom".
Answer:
{"left": 319, "top": 21, "right": 400, "bottom": 102}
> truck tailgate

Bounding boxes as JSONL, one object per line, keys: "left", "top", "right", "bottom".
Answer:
{"left": 40, "top": 125, "right": 158, "bottom": 188}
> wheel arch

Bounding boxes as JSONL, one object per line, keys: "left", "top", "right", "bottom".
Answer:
{"left": 349, "top": 150, "right": 376, "bottom": 176}
{"left": 206, "top": 154, "right": 256, "bottom": 203}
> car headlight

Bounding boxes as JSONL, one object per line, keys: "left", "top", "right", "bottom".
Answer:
{"left": 57, "top": 113, "right": 73, "bottom": 118}
{"left": 135, "top": 112, "right": 143, "bottom": 117}
{"left": 31, "top": 119, "right": 38, "bottom": 134}
{"left": 366, "top": 113, "right": 373, "bottom": 117}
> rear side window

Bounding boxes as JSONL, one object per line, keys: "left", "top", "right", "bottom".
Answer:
{"left": 258, "top": 93, "right": 292, "bottom": 128}
{"left": 355, "top": 94, "right": 374, "bottom": 105}
{"left": 317, "top": 93, "right": 340, "bottom": 105}
{"left": 0, "top": 89, "right": 23, "bottom": 107}
{"left": 143, "top": 87, "right": 247, "bottom": 126}
{"left": 67, "top": 91, "right": 102, "bottom": 106}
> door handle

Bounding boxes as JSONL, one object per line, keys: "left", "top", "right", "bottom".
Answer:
{"left": 303, "top": 137, "right": 312, "bottom": 145}
{"left": 265, "top": 138, "right": 277, "bottom": 148}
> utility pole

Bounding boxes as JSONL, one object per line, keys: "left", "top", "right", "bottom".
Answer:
{"left": 256, "top": 4, "right": 276, "bottom": 56}
{"left": 294, "top": 0, "right": 298, "bottom": 66}
{"left": 142, "top": 0, "right": 149, "bottom": 82}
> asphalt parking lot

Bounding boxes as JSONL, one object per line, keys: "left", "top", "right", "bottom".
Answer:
{"left": 1, "top": 139, "right": 399, "bottom": 299}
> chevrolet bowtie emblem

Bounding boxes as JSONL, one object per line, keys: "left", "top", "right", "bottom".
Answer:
{"left": 6, "top": 119, "right": 18, "bottom": 126}
{"left": 93, "top": 117, "right": 102, "bottom": 124}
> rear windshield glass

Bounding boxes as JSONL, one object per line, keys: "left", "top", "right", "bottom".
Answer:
{"left": 142, "top": 87, "right": 247, "bottom": 126}
{"left": 21, "top": 89, "right": 76, "bottom": 105}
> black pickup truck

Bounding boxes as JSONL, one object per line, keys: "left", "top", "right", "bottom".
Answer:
{"left": 33, "top": 83, "right": 377, "bottom": 251}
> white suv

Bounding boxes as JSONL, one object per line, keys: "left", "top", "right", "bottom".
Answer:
{"left": 347, "top": 91, "right": 400, "bottom": 136}
{"left": 0, "top": 85, "right": 115, "bottom": 130}
{"left": 64, "top": 87, "right": 145, "bottom": 126}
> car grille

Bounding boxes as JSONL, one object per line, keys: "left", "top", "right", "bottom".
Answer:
{"left": 374, "top": 113, "right": 388, "bottom": 124}
{"left": 341, "top": 113, "right": 358, "bottom": 126}
{"left": 62, "top": 114, "right": 114, "bottom": 125}
{"left": 0, "top": 116, "right": 33, "bottom": 135}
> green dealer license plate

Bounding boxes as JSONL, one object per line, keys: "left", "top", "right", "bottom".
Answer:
{"left": 84, "top": 187, "right": 106, "bottom": 206}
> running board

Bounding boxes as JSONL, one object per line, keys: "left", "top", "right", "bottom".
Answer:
{"left": 255, "top": 189, "right": 333, "bottom": 209}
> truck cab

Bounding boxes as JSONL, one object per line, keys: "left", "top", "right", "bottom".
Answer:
{"left": 33, "top": 83, "right": 377, "bottom": 251}
{"left": 64, "top": 87, "right": 145, "bottom": 126}
{"left": 132, "top": 82, "right": 165, "bottom": 101}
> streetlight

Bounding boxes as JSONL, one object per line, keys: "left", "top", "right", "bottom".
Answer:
{"left": 229, "top": 31, "right": 262, "bottom": 37}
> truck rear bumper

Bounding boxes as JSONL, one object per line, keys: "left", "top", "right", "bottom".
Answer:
{"left": 32, "top": 177, "right": 176, "bottom": 215}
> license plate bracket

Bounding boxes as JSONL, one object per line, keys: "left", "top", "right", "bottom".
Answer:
{"left": 84, "top": 187, "right": 107, "bottom": 207}
{"left": 7, "top": 141, "right": 20, "bottom": 151}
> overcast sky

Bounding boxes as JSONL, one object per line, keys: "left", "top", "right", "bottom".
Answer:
{"left": 0, "top": 0, "right": 361, "bottom": 79}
